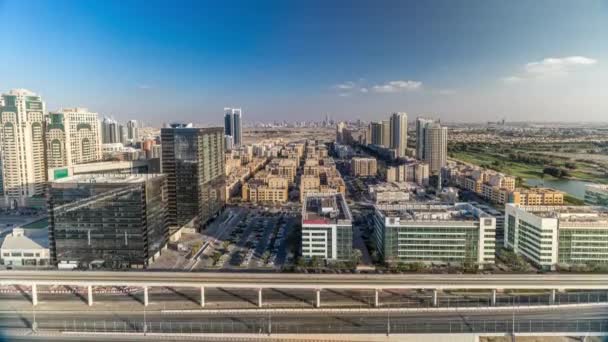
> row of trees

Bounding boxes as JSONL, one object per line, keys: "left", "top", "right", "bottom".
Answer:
{"left": 542, "top": 166, "right": 571, "bottom": 179}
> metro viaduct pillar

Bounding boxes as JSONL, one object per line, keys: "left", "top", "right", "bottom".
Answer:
{"left": 31, "top": 284, "right": 38, "bottom": 306}
{"left": 200, "top": 286, "right": 205, "bottom": 307}
{"left": 87, "top": 285, "right": 93, "bottom": 306}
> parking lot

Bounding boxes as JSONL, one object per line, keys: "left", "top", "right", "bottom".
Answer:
{"left": 193, "top": 204, "right": 300, "bottom": 270}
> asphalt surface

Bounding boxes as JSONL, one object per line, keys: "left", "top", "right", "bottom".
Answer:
{"left": 3, "top": 270, "right": 608, "bottom": 290}
{"left": 0, "top": 307, "right": 607, "bottom": 335}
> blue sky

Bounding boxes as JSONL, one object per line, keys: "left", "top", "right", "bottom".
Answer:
{"left": 1, "top": 0, "right": 607, "bottom": 124}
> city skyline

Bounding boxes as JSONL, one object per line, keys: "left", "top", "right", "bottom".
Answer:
{"left": 2, "top": 1, "right": 608, "bottom": 124}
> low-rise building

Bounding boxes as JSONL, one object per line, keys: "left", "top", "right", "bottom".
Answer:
{"left": 301, "top": 193, "right": 353, "bottom": 261}
{"left": 505, "top": 204, "right": 608, "bottom": 270}
{"left": 266, "top": 158, "right": 297, "bottom": 184}
{"left": 47, "top": 160, "right": 151, "bottom": 181}
{"left": 584, "top": 184, "right": 608, "bottom": 206}
{"left": 242, "top": 175, "right": 289, "bottom": 203}
{"left": 369, "top": 182, "right": 413, "bottom": 204}
{"left": 372, "top": 202, "right": 496, "bottom": 267}
{"left": 385, "top": 162, "right": 429, "bottom": 186}
{"left": 0, "top": 228, "right": 50, "bottom": 267}
{"left": 508, "top": 188, "right": 564, "bottom": 205}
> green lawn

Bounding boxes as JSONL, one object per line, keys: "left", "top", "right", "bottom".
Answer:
{"left": 450, "top": 151, "right": 544, "bottom": 180}
{"left": 450, "top": 150, "right": 608, "bottom": 184}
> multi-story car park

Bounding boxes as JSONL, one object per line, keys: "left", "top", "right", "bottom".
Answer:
{"left": 301, "top": 193, "right": 353, "bottom": 261}
{"left": 505, "top": 204, "right": 608, "bottom": 270}
{"left": 372, "top": 202, "right": 496, "bottom": 267}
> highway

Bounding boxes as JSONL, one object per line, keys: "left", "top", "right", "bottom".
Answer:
{"left": 0, "top": 307, "right": 607, "bottom": 335}
{"left": 5, "top": 286, "right": 602, "bottom": 310}
{"left": 2, "top": 270, "right": 608, "bottom": 290}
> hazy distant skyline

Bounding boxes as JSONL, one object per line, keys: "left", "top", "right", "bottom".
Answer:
{"left": 2, "top": 0, "right": 608, "bottom": 125}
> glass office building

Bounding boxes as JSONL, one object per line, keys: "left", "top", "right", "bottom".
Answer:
{"left": 48, "top": 174, "right": 168, "bottom": 269}
{"left": 161, "top": 124, "right": 225, "bottom": 234}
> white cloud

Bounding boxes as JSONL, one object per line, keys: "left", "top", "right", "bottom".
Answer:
{"left": 338, "top": 92, "right": 351, "bottom": 97}
{"left": 371, "top": 80, "right": 422, "bottom": 93}
{"left": 502, "top": 56, "right": 597, "bottom": 83}
{"left": 359, "top": 87, "right": 369, "bottom": 93}
{"left": 137, "top": 84, "right": 152, "bottom": 89}
{"left": 525, "top": 56, "right": 597, "bottom": 75}
{"left": 333, "top": 81, "right": 356, "bottom": 90}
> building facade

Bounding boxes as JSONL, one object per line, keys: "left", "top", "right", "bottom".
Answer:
{"left": 301, "top": 193, "right": 353, "bottom": 261}
{"left": 505, "top": 204, "right": 608, "bottom": 270}
{"left": 351, "top": 157, "right": 377, "bottom": 177}
{"left": 389, "top": 112, "right": 408, "bottom": 158}
{"left": 126, "top": 120, "right": 139, "bottom": 144}
{"left": 585, "top": 184, "right": 608, "bottom": 206}
{"left": 224, "top": 108, "right": 242, "bottom": 147}
{"left": 423, "top": 123, "right": 448, "bottom": 174}
{"left": 46, "top": 108, "right": 102, "bottom": 169}
{"left": 415, "top": 117, "right": 434, "bottom": 160}
{"left": 373, "top": 202, "right": 496, "bottom": 267}
{"left": 242, "top": 175, "right": 288, "bottom": 203}
{"left": 0, "top": 228, "right": 50, "bottom": 267}
{"left": 48, "top": 174, "right": 168, "bottom": 269}
{"left": 0, "top": 89, "right": 47, "bottom": 206}
{"left": 161, "top": 124, "right": 226, "bottom": 234}
{"left": 101, "top": 117, "right": 120, "bottom": 144}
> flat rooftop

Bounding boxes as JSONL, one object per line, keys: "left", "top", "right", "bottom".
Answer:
{"left": 586, "top": 184, "right": 608, "bottom": 191}
{"left": 515, "top": 205, "right": 608, "bottom": 221}
{"left": 302, "top": 193, "right": 352, "bottom": 225}
{"left": 376, "top": 203, "right": 492, "bottom": 222}
{"left": 52, "top": 173, "right": 165, "bottom": 184}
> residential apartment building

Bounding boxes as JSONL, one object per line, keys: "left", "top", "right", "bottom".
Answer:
{"left": 224, "top": 108, "right": 242, "bottom": 147}
{"left": 46, "top": 108, "right": 102, "bottom": 168}
{"left": 242, "top": 175, "right": 288, "bottom": 203}
{"left": 301, "top": 193, "right": 353, "bottom": 261}
{"left": 385, "top": 162, "right": 429, "bottom": 186}
{"left": 381, "top": 120, "right": 390, "bottom": 148}
{"left": 0, "top": 89, "right": 47, "bottom": 206}
{"left": 266, "top": 158, "right": 297, "bottom": 184}
{"left": 508, "top": 188, "right": 564, "bottom": 205}
{"left": 505, "top": 204, "right": 608, "bottom": 269}
{"left": 351, "top": 157, "right": 377, "bottom": 177}
{"left": 369, "top": 182, "right": 412, "bottom": 203}
{"left": 415, "top": 117, "right": 434, "bottom": 160}
{"left": 423, "top": 123, "right": 448, "bottom": 174}
{"left": 443, "top": 163, "right": 552, "bottom": 206}
{"left": 372, "top": 202, "right": 496, "bottom": 267}
{"left": 389, "top": 112, "right": 408, "bottom": 158}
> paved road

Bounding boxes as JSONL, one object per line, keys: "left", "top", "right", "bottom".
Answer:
{"left": 1, "top": 307, "right": 607, "bottom": 335}
{"left": 3, "top": 270, "right": 608, "bottom": 290}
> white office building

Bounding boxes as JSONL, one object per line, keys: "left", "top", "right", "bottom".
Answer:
{"left": 301, "top": 193, "right": 353, "bottom": 261}
{"left": 505, "top": 204, "right": 608, "bottom": 270}
{"left": 373, "top": 202, "right": 496, "bottom": 267}
{"left": 584, "top": 184, "right": 608, "bottom": 207}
